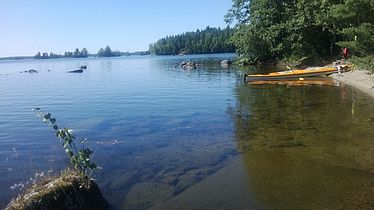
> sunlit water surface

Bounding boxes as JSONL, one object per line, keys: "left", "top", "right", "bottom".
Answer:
{"left": 1, "top": 54, "right": 374, "bottom": 209}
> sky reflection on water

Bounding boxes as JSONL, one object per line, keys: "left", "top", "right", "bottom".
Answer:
{"left": 1, "top": 55, "right": 374, "bottom": 209}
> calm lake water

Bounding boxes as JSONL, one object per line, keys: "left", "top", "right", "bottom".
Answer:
{"left": 1, "top": 54, "right": 374, "bottom": 209}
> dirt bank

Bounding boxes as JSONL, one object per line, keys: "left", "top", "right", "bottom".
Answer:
{"left": 330, "top": 69, "right": 374, "bottom": 98}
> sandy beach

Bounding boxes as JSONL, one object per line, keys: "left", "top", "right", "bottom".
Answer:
{"left": 331, "top": 68, "right": 374, "bottom": 98}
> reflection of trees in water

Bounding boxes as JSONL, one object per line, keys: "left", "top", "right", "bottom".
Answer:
{"left": 231, "top": 83, "right": 374, "bottom": 209}
{"left": 234, "top": 85, "right": 335, "bottom": 151}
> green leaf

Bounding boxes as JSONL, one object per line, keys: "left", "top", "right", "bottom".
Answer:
{"left": 58, "top": 130, "right": 66, "bottom": 139}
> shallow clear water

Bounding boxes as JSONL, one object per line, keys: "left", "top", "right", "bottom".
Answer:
{"left": 234, "top": 82, "right": 374, "bottom": 209}
{"left": 1, "top": 54, "right": 374, "bottom": 209}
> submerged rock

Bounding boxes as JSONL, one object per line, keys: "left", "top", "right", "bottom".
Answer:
{"left": 221, "top": 60, "right": 232, "bottom": 67}
{"left": 6, "top": 170, "right": 109, "bottom": 210}
{"left": 124, "top": 182, "right": 174, "bottom": 209}
{"left": 180, "top": 61, "right": 197, "bottom": 70}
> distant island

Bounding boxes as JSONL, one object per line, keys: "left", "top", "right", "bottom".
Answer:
{"left": 0, "top": 46, "right": 150, "bottom": 61}
{"left": 96, "top": 46, "right": 120, "bottom": 57}
{"left": 33, "top": 45, "right": 149, "bottom": 60}
{"left": 148, "top": 26, "right": 235, "bottom": 55}
{"left": 0, "top": 27, "right": 237, "bottom": 61}
{"left": 35, "top": 48, "right": 89, "bottom": 59}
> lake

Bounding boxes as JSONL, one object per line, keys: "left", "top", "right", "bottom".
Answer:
{"left": 1, "top": 54, "right": 374, "bottom": 209}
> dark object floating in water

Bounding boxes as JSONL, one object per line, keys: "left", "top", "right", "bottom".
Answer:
{"left": 67, "top": 69, "right": 83, "bottom": 73}
{"left": 80, "top": 65, "right": 87, "bottom": 69}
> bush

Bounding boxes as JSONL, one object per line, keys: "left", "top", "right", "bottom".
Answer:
{"left": 349, "top": 55, "right": 374, "bottom": 73}
{"left": 33, "top": 108, "right": 98, "bottom": 177}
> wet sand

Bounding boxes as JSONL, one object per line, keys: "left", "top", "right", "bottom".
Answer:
{"left": 331, "top": 69, "right": 374, "bottom": 98}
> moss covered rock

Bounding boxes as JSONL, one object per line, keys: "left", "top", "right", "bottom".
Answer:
{"left": 6, "top": 171, "right": 109, "bottom": 210}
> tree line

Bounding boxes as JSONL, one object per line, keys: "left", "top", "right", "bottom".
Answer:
{"left": 97, "top": 45, "right": 121, "bottom": 57}
{"left": 225, "top": 0, "right": 374, "bottom": 63}
{"left": 34, "top": 45, "right": 124, "bottom": 59}
{"left": 149, "top": 26, "right": 235, "bottom": 55}
{"left": 35, "top": 48, "right": 88, "bottom": 59}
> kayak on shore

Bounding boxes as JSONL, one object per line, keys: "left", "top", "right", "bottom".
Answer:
{"left": 247, "top": 77, "right": 338, "bottom": 86}
{"left": 244, "top": 65, "right": 352, "bottom": 82}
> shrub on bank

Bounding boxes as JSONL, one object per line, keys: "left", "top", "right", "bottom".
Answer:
{"left": 6, "top": 108, "right": 108, "bottom": 210}
{"left": 349, "top": 56, "right": 374, "bottom": 73}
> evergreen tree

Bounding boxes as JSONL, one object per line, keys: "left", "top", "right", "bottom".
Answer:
{"left": 81, "top": 48, "right": 88, "bottom": 57}
{"left": 74, "top": 48, "right": 80, "bottom": 57}
{"left": 149, "top": 27, "right": 235, "bottom": 55}
{"left": 332, "top": 0, "right": 374, "bottom": 56}
{"left": 97, "top": 45, "right": 121, "bottom": 57}
{"left": 226, "top": 0, "right": 374, "bottom": 62}
{"left": 97, "top": 48, "right": 104, "bottom": 57}
{"left": 35, "top": 52, "right": 41, "bottom": 59}
{"left": 104, "top": 45, "right": 112, "bottom": 56}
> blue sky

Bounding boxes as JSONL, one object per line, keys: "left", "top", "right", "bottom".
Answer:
{"left": 0, "top": 0, "right": 233, "bottom": 57}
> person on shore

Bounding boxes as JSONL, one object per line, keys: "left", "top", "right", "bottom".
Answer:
{"left": 343, "top": 47, "right": 349, "bottom": 63}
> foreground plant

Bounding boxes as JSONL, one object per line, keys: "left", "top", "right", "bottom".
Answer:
{"left": 33, "top": 107, "right": 97, "bottom": 177}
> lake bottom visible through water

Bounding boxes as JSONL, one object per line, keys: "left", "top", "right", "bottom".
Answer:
{"left": 1, "top": 55, "right": 374, "bottom": 209}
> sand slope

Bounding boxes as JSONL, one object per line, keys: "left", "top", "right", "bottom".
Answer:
{"left": 331, "top": 69, "right": 374, "bottom": 98}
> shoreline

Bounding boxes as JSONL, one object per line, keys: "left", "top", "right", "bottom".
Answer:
{"left": 330, "top": 69, "right": 374, "bottom": 98}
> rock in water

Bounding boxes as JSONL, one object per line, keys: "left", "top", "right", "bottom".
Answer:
{"left": 181, "top": 61, "right": 197, "bottom": 70}
{"left": 67, "top": 69, "right": 83, "bottom": 73}
{"left": 221, "top": 60, "right": 232, "bottom": 67}
{"left": 6, "top": 170, "right": 109, "bottom": 210}
{"left": 27, "top": 69, "right": 38, "bottom": 73}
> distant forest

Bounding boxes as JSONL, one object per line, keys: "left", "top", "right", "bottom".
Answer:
{"left": 97, "top": 45, "right": 121, "bottom": 57}
{"left": 35, "top": 48, "right": 88, "bottom": 59}
{"left": 33, "top": 46, "right": 148, "bottom": 59}
{"left": 149, "top": 27, "right": 235, "bottom": 55}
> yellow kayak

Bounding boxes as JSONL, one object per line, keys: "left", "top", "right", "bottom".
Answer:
{"left": 247, "top": 78, "right": 338, "bottom": 86}
{"left": 244, "top": 67, "right": 338, "bottom": 82}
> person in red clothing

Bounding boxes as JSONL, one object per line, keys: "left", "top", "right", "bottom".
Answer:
{"left": 342, "top": 47, "right": 349, "bottom": 64}
{"left": 343, "top": 47, "right": 349, "bottom": 59}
